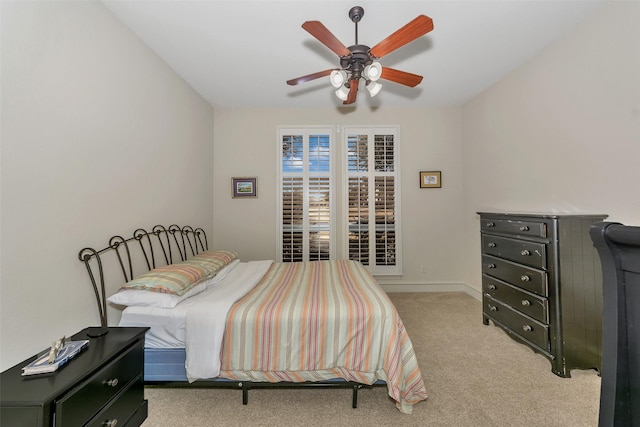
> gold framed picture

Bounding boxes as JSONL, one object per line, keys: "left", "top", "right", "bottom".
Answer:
{"left": 420, "top": 171, "right": 441, "bottom": 188}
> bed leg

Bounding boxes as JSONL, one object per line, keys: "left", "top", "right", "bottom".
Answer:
{"left": 352, "top": 384, "right": 360, "bottom": 408}
{"left": 241, "top": 382, "right": 248, "bottom": 405}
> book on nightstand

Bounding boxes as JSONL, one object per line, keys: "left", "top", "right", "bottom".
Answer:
{"left": 21, "top": 339, "right": 89, "bottom": 376}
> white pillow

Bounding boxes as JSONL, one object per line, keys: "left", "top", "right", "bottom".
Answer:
{"left": 107, "top": 258, "right": 241, "bottom": 308}
{"left": 108, "top": 281, "right": 207, "bottom": 309}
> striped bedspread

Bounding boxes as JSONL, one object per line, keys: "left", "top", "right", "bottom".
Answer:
{"left": 218, "top": 260, "right": 428, "bottom": 414}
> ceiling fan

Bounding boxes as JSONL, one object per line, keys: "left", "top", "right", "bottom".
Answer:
{"left": 286, "top": 6, "right": 434, "bottom": 105}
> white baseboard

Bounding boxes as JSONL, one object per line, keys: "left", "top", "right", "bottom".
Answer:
{"left": 379, "top": 282, "right": 482, "bottom": 301}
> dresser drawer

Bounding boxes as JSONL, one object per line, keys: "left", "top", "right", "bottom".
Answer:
{"left": 55, "top": 342, "right": 143, "bottom": 427}
{"left": 484, "top": 295, "right": 549, "bottom": 351}
{"left": 86, "top": 375, "right": 145, "bottom": 427}
{"left": 482, "top": 255, "right": 548, "bottom": 296}
{"left": 483, "top": 275, "right": 549, "bottom": 324}
{"left": 481, "top": 218, "right": 547, "bottom": 238}
{"left": 482, "top": 235, "right": 547, "bottom": 269}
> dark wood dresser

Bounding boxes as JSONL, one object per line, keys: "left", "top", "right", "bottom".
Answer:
{"left": 1, "top": 327, "right": 148, "bottom": 426}
{"left": 478, "top": 212, "right": 607, "bottom": 377}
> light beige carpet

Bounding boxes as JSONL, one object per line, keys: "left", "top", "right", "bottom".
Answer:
{"left": 142, "top": 292, "right": 600, "bottom": 427}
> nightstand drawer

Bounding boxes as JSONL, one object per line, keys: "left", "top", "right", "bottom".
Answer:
{"left": 482, "top": 235, "right": 547, "bottom": 269}
{"left": 86, "top": 375, "right": 145, "bottom": 427}
{"left": 482, "top": 255, "right": 548, "bottom": 296}
{"left": 484, "top": 295, "right": 549, "bottom": 351}
{"left": 483, "top": 275, "right": 549, "bottom": 324}
{"left": 55, "top": 341, "right": 143, "bottom": 427}
{"left": 481, "top": 218, "right": 547, "bottom": 238}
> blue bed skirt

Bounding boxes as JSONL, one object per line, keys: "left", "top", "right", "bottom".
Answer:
{"left": 144, "top": 347, "right": 385, "bottom": 385}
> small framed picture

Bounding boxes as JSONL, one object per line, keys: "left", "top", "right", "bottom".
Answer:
{"left": 232, "top": 177, "right": 257, "bottom": 198}
{"left": 420, "top": 171, "right": 441, "bottom": 188}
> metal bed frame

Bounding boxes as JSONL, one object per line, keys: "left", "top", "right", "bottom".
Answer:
{"left": 78, "top": 225, "right": 383, "bottom": 407}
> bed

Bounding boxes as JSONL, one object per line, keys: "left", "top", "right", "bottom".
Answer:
{"left": 590, "top": 222, "right": 640, "bottom": 426}
{"left": 79, "top": 225, "right": 428, "bottom": 414}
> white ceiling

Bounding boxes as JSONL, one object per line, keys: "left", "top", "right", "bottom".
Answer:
{"left": 103, "top": 0, "right": 607, "bottom": 109}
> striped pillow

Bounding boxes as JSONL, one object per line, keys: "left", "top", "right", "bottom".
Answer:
{"left": 190, "top": 250, "right": 238, "bottom": 272}
{"left": 121, "top": 250, "right": 238, "bottom": 296}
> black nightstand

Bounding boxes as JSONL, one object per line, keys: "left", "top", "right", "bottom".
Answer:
{"left": 1, "top": 327, "right": 148, "bottom": 426}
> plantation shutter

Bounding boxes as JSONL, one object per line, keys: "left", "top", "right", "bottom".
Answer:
{"left": 345, "top": 128, "right": 401, "bottom": 275}
{"left": 278, "top": 128, "right": 334, "bottom": 262}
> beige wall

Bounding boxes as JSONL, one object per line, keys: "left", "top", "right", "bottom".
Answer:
{"left": 212, "top": 107, "right": 466, "bottom": 289}
{"left": 460, "top": 1, "right": 640, "bottom": 289}
{"left": 1, "top": 1, "right": 214, "bottom": 370}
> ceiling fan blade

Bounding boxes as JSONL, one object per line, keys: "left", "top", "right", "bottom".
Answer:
{"left": 343, "top": 79, "right": 359, "bottom": 105}
{"left": 369, "top": 15, "right": 434, "bottom": 59}
{"left": 287, "top": 69, "right": 335, "bottom": 86}
{"left": 302, "top": 21, "right": 352, "bottom": 57}
{"left": 380, "top": 67, "right": 423, "bottom": 87}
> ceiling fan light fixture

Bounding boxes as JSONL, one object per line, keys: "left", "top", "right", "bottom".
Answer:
{"left": 329, "top": 70, "right": 347, "bottom": 88}
{"left": 335, "top": 85, "right": 350, "bottom": 101}
{"left": 364, "top": 62, "right": 382, "bottom": 81}
{"left": 366, "top": 81, "right": 382, "bottom": 97}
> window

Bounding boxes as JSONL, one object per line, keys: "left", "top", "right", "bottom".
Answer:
{"left": 344, "top": 127, "right": 401, "bottom": 276}
{"left": 277, "top": 126, "right": 401, "bottom": 275}
{"left": 278, "top": 128, "right": 334, "bottom": 262}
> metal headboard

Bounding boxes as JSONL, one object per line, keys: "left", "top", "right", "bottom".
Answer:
{"left": 78, "top": 225, "right": 208, "bottom": 327}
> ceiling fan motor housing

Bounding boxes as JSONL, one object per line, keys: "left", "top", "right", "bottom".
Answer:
{"left": 341, "top": 44, "right": 373, "bottom": 80}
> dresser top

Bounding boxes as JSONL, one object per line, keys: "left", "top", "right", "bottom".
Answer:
{"left": 477, "top": 212, "right": 608, "bottom": 220}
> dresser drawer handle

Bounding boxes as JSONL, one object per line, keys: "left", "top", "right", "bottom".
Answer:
{"left": 488, "top": 284, "right": 496, "bottom": 290}
{"left": 489, "top": 305, "right": 498, "bottom": 312}
{"left": 520, "top": 275, "right": 531, "bottom": 282}
{"left": 522, "top": 325, "right": 532, "bottom": 332}
{"left": 520, "top": 250, "right": 530, "bottom": 256}
{"left": 487, "top": 222, "right": 495, "bottom": 227}
{"left": 104, "top": 378, "right": 119, "bottom": 387}
{"left": 487, "top": 242, "right": 496, "bottom": 248}
{"left": 519, "top": 226, "right": 529, "bottom": 231}
{"left": 487, "top": 264, "right": 496, "bottom": 269}
{"left": 521, "top": 299, "right": 531, "bottom": 306}
{"left": 103, "top": 420, "right": 118, "bottom": 427}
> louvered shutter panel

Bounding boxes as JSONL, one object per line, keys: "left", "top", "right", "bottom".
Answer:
{"left": 278, "top": 129, "right": 333, "bottom": 262}
{"left": 345, "top": 128, "right": 401, "bottom": 275}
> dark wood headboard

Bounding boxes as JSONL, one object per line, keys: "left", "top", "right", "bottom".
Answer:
{"left": 590, "top": 222, "right": 640, "bottom": 427}
{"left": 78, "top": 225, "right": 208, "bottom": 327}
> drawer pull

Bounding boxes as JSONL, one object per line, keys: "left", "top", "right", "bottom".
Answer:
{"left": 487, "top": 222, "right": 495, "bottom": 227}
{"left": 520, "top": 275, "right": 531, "bottom": 282}
{"left": 104, "top": 378, "right": 119, "bottom": 387}
{"left": 519, "top": 226, "right": 529, "bottom": 231}
{"left": 521, "top": 299, "right": 531, "bottom": 306}
{"left": 487, "top": 264, "right": 496, "bottom": 269}
{"left": 488, "top": 284, "right": 496, "bottom": 290}
{"left": 520, "top": 249, "right": 530, "bottom": 256}
{"left": 489, "top": 305, "right": 498, "bottom": 312}
{"left": 487, "top": 242, "right": 496, "bottom": 248}
{"left": 103, "top": 420, "right": 118, "bottom": 427}
{"left": 522, "top": 325, "right": 533, "bottom": 332}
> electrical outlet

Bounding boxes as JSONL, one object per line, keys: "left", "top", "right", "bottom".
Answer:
{"left": 421, "top": 264, "right": 426, "bottom": 274}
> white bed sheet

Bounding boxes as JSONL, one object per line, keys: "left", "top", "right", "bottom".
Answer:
{"left": 119, "top": 260, "right": 273, "bottom": 380}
